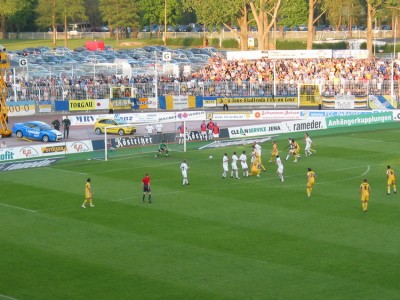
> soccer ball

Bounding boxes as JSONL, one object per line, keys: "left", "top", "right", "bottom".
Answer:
{"left": 209, "top": 155, "right": 213, "bottom": 159}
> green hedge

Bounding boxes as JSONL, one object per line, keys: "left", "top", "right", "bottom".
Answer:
{"left": 221, "top": 38, "right": 239, "bottom": 49}
{"left": 313, "top": 41, "right": 347, "bottom": 49}
{"left": 276, "top": 40, "right": 307, "bottom": 50}
{"left": 166, "top": 37, "right": 203, "bottom": 47}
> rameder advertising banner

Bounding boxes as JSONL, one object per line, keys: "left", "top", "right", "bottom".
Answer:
{"left": 326, "top": 111, "right": 393, "bottom": 128}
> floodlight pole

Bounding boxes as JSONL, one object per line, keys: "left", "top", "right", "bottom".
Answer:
{"left": 105, "top": 129, "right": 108, "bottom": 161}
{"left": 154, "top": 51, "right": 158, "bottom": 99}
{"left": 13, "top": 68, "right": 17, "bottom": 101}
{"left": 164, "top": 0, "right": 167, "bottom": 46}
{"left": 391, "top": 22, "right": 397, "bottom": 106}
{"left": 183, "top": 120, "right": 187, "bottom": 152}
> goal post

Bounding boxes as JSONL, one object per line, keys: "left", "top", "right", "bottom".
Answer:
{"left": 102, "top": 120, "right": 188, "bottom": 161}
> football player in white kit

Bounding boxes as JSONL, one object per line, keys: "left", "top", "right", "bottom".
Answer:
{"left": 276, "top": 155, "right": 284, "bottom": 182}
{"left": 304, "top": 133, "right": 316, "bottom": 156}
{"left": 239, "top": 150, "right": 249, "bottom": 178}
{"left": 180, "top": 160, "right": 189, "bottom": 185}
{"left": 230, "top": 152, "right": 240, "bottom": 179}
{"left": 222, "top": 153, "right": 229, "bottom": 179}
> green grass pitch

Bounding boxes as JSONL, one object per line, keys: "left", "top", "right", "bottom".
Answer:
{"left": 1, "top": 123, "right": 400, "bottom": 300}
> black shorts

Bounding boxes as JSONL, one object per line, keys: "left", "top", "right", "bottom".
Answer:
{"left": 143, "top": 185, "right": 151, "bottom": 192}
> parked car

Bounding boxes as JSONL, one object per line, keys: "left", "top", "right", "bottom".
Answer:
{"left": 94, "top": 118, "right": 136, "bottom": 136}
{"left": 12, "top": 121, "right": 63, "bottom": 142}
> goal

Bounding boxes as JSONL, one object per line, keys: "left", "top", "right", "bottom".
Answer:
{"left": 101, "top": 120, "right": 189, "bottom": 161}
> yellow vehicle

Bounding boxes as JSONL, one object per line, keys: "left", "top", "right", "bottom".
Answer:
{"left": 0, "top": 47, "right": 11, "bottom": 137}
{"left": 94, "top": 118, "right": 136, "bottom": 136}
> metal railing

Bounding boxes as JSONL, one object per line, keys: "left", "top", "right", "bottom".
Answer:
{"left": 6, "top": 80, "right": 399, "bottom": 103}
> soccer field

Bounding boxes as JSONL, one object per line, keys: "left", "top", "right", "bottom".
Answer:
{"left": 1, "top": 123, "right": 400, "bottom": 300}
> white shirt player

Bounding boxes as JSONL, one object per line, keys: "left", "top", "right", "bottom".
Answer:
{"left": 230, "top": 152, "right": 240, "bottom": 179}
{"left": 180, "top": 160, "right": 189, "bottom": 185}
{"left": 222, "top": 154, "right": 229, "bottom": 178}
{"left": 155, "top": 123, "right": 163, "bottom": 133}
{"left": 239, "top": 152, "right": 248, "bottom": 170}
{"left": 276, "top": 156, "right": 284, "bottom": 182}
{"left": 305, "top": 135, "right": 313, "bottom": 156}
{"left": 254, "top": 143, "right": 262, "bottom": 156}
{"left": 239, "top": 151, "right": 249, "bottom": 177}
{"left": 145, "top": 124, "right": 154, "bottom": 134}
{"left": 231, "top": 153, "right": 239, "bottom": 170}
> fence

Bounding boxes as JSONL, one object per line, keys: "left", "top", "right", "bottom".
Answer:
{"left": 6, "top": 80, "right": 399, "bottom": 104}
{"left": 7, "top": 29, "right": 396, "bottom": 41}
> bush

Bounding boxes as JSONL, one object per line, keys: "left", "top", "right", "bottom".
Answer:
{"left": 166, "top": 38, "right": 203, "bottom": 47}
{"left": 276, "top": 40, "right": 306, "bottom": 50}
{"left": 209, "top": 38, "right": 220, "bottom": 48}
{"left": 221, "top": 38, "right": 239, "bottom": 49}
{"left": 313, "top": 41, "right": 347, "bottom": 49}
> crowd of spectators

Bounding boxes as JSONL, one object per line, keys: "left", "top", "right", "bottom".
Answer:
{"left": 5, "top": 55, "right": 400, "bottom": 101}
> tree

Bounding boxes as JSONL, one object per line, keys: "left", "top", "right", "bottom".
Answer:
{"left": 36, "top": 0, "right": 87, "bottom": 47}
{"left": 323, "top": 0, "right": 363, "bottom": 32}
{"left": 382, "top": 0, "right": 399, "bottom": 39}
{"left": 306, "top": 0, "right": 326, "bottom": 50}
{"left": 249, "top": 0, "right": 282, "bottom": 50}
{"left": 100, "top": 0, "right": 139, "bottom": 46}
{"left": 35, "top": 0, "right": 58, "bottom": 46}
{"left": 183, "top": 0, "right": 224, "bottom": 46}
{"left": 59, "top": 0, "right": 88, "bottom": 47}
{"left": 0, "top": 0, "right": 30, "bottom": 38}
{"left": 366, "top": 0, "right": 383, "bottom": 57}
{"left": 279, "top": 0, "right": 308, "bottom": 27}
{"left": 7, "top": 0, "right": 35, "bottom": 36}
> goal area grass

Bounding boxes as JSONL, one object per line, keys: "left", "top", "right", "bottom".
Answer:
{"left": 1, "top": 122, "right": 400, "bottom": 299}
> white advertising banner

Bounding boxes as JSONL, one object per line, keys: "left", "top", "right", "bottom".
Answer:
{"left": 283, "top": 118, "right": 327, "bottom": 133}
{"left": 173, "top": 95, "right": 189, "bottom": 110}
{"left": 334, "top": 100, "right": 355, "bottom": 109}
{"left": 95, "top": 99, "right": 110, "bottom": 110}
{"left": 211, "top": 112, "right": 253, "bottom": 121}
{"left": 253, "top": 110, "right": 304, "bottom": 120}
{"left": 228, "top": 122, "right": 283, "bottom": 138}
{"left": 0, "top": 140, "right": 94, "bottom": 162}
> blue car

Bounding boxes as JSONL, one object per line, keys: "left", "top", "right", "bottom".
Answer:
{"left": 12, "top": 121, "right": 63, "bottom": 142}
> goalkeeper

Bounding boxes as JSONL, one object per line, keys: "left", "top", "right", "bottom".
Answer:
{"left": 156, "top": 141, "right": 169, "bottom": 157}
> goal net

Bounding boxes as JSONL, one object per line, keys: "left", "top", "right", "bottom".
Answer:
{"left": 99, "top": 120, "right": 189, "bottom": 161}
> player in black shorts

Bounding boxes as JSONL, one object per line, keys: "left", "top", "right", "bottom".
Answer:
{"left": 142, "top": 173, "right": 152, "bottom": 203}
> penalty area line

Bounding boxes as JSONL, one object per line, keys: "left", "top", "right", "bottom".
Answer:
{"left": 0, "top": 293, "right": 19, "bottom": 300}
{"left": 0, "top": 202, "right": 36, "bottom": 213}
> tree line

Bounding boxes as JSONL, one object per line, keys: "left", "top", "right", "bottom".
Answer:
{"left": 0, "top": 0, "right": 398, "bottom": 57}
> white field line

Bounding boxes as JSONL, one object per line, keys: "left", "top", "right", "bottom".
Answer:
{"left": 0, "top": 202, "right": 37, "bottom": 213}
{"left": 0, "top": 293, "right": 19, "bottom": 300}
{"left": 44, "top": 167, "right": 87, "bottom": 175}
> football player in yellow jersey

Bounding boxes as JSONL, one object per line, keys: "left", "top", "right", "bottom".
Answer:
{"left": 250, "top": 155, "right": 262, "bottom": 177}
{"left": 292, "top": 139, "right": 301, "bottom": 162}
{"left": 386, "top": 165, "right": 397, "bottom": 195}
{"left": 82, "top": 178, "right": 95, "bottom": 208}
{"left": 269, "top": 140, "right": 279, "bottom": 163}
{"left": 306, "top": 167, "right": 316, "bottom": 197}
{"left": 360, "top": 178, "right": 371, "bottom": 212}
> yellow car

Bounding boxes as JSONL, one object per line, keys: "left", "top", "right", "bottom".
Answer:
{"left": 94, "top": 118, "right": 136, "bottom": 136}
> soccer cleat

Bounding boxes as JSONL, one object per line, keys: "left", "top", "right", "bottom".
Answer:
{"left": 387, "top": 193, "right": 390, "bottom": 195}
{"left": 81, "top": 205, "right": 86, "bottom": 208}
{"left": 90, "top": 204, "right": 95, "bottom": 207}
{"left": 293, "top": 160, "right": 297, "bottom": 163}
{"left": 256, "top": 175, "right": 260, "bottom": 177}
{"left": 236, "top": 177, "right": 240, "bottom": 179}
